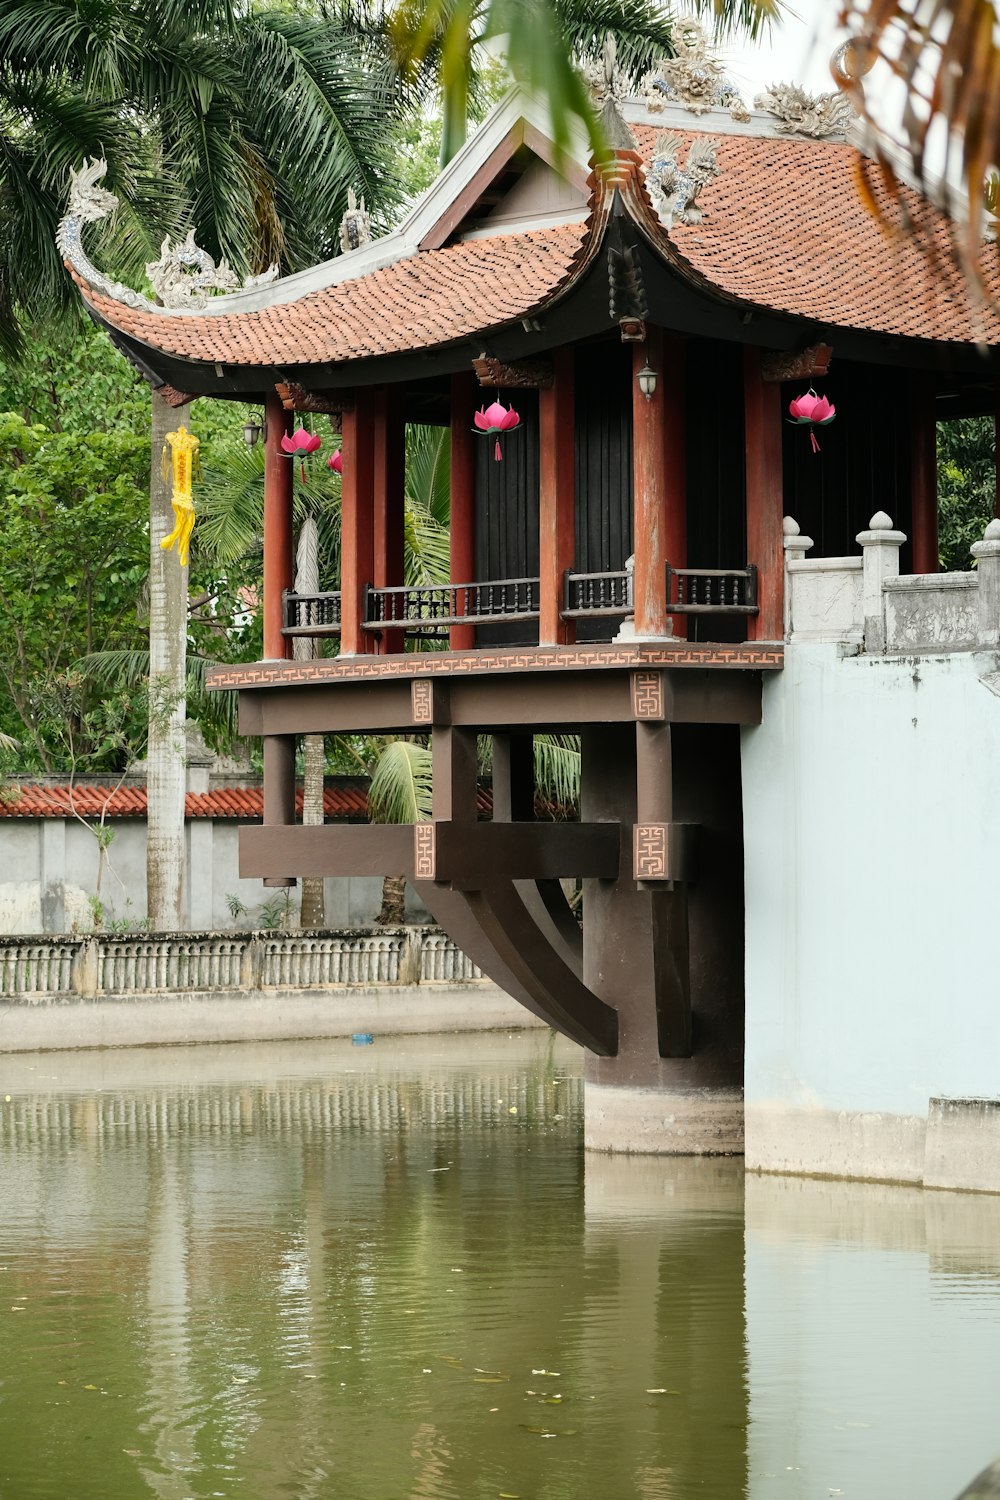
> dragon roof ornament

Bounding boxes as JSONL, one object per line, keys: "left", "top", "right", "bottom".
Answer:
{"left": 642, "top": 21, "right": 750, "bottom": 123}
{"left": 646, "top": 133, "right": 720, "bottom": 228}
{"left": 339, "top": 189, "right": 372, "bottom": 255}
{"left": 57, "top": 158, "right": 279, "bottom": 315}
{"left": 753, "top": 82, "right": 853, "bottom": 139}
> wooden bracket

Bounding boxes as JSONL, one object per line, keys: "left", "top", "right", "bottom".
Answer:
{"left": 472, "top": 354, "right": 553, "bottom": 389}
{"left": 275, "top": 380, "right": 353, "bottom": 420}
{"left": 760, "top": 343, "right": 833, "bottom": 382}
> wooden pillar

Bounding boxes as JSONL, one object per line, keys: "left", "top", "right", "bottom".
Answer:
{"left": 632, "top": 328, "right": 685, "bottom": 637}
{"left": 373, "top": 386, "right": 406, "bottom": 654}
{"left": 743, "top": 347, "right": 784, "bottom": 641}
{"left": 491, "top": 733, "right": 534, "bottom": 821}
{"left": 539, "top": 348, "right": 576, "bottom": 646}
{"left": 450, "top": 372, "right": 477, "bottom": 651}
{"left": 263, "top": 392, "right": 294, "bottom": 660}
{"left": 910, "top": 373, "right": 938, "bottom": 572}
{"left": 262, "top": 734, "right": 296, "bottom": 888}
{"left": 340, "top": 389, "right": 376, "bottom": 655}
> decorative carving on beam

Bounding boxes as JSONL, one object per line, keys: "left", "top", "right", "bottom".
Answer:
{"left": 633, "top": 821, "right": 698, "bottom": 882}
{"left": 631, "top": 671, "right": 665, "bottom": 720}
{"left": 274, "top": 381, "right": 352, "bottom": 418}
{"left": 472, "top": 354, "right": 554, "bottom": 390}
{"left": 158, "top": 383, "right": 198, "bottom": 408}
{"left": 608, "top": 242, "right": 647, "bottom": 322}
{"left": 411, "top": 680, "right": 434, "bottom": 724}
{"left": 761, "top": 343, "right": 834, "bottom": 382}
{"left": 413, "top": 823, "right": 436, "bottom": 880}
{"left": 753, "top": 83, "right": 852, "bottom": 139}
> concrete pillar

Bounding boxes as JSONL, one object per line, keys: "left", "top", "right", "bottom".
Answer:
{"left": 856, "top": 510, "right": 905, "bottom": 654}
{"left": 781, "top": 515, "right": 813, "bottom": 639}
{"left": 971, "top": 519, "right": 1000, "bottom": 647}
{"left": 581, "top": 723, "right": 745, "bottom": 1155}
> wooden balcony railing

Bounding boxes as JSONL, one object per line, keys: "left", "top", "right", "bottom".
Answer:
{"left": 281, "top": 565, "right": 758, "bottom": 641}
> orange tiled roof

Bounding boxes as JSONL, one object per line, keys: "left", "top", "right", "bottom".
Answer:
{"left": 0, "top": 784, "right": 369, "bottom": 820}
{"left": 77, "top": 223, "right": 590, "bottom": 367}
{"left": 631, "top": 126, "right": 1000, "bottom": 346}
{"left": 73, "top": 128, "right": 1000, "bottom": 363}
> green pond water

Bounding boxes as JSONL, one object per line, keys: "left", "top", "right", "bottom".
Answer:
{"left": 1, "top": 1032, "right": 999, "bottom": 1500}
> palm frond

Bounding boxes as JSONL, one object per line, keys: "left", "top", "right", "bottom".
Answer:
{"left": 549, "top": 0, "right": 676, "bottom": 84}
{"left": 368, "top": 737, "right": 434, "bottom": 822}
{"left": 688, "top": 0, "right": 780, "bottom": 40}
{"left": 533, "top": 733, "right": 580, "bottom": 808}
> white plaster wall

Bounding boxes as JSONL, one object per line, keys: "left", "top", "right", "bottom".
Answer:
{"left": 742, "top": 642, "right": 1000, "bottom": 1181}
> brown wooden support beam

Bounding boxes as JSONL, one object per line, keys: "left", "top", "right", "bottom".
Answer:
{"left": 473, "top": 355, "right": 553, "bottom": 389}
{"left": 743, "top": 346, "right": 784, "bottom": 641}
{"left": 240, "top": 820, "right": 620, "bottom": 884}
{"left": 261, "top": 734, "right": 296, "bottom": 887}
{"left": 450, "top": 372, "right": 477, "bottom": 651}
{"left": 491, "top": 733, "right": 534, "bottom": 821}
{"left": 373, "top": 386, "right": 406, "bottom": 653}
{"left": 632, "top": 329, "right": 686, "bottom": 637}
{"left": 760, "top": 343, "right": 833, "bottom": 382}
{"left": 539, "top": 348, "right": 576, "bottom": 646}
{"left": 432, "top": 723, "right": 478, "bottom": 823}
{"left": 910, "top": 372, "right": 938, "bottom": 573}
{"left": 263, "top": 393, "right": 294, "bottom": 660}
{"left": 340, "top": 390, "right": 376, "bottom": 654}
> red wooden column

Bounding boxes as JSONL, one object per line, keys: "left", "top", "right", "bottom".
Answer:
{"left": 539, "top": 347, "right": 576, "bottom": 646}
{"left": 340, "top": 389, "right": 376, "bottom": 656}
{"left": 373, "top": 386, "right": 406, "bottom": 654}
{"left": 263, "top": 391, "right": 294, "bottom": 660}
{"left": 743, "top": 346, "right": 784, "bottom": 641}
{"left": 450, "top": 372, "right": 477, "bottom": 651}
{"left": 632, "top": 328, "right": 685, "bottom": 637}
{"left": 910, "top": 373, "right": 938, "bottom": 573}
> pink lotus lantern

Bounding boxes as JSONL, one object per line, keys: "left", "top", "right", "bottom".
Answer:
{"left": 474, "top": 399, "right": 520, "bottom": 462}
{"left": 327, "top": 449, "right": 343, "bottom": 474}
{"left": 788, "top": 389, "right": 836, "bottom": 454}
{"left": 280, "top": 426, "right": 322, "bottom": 481}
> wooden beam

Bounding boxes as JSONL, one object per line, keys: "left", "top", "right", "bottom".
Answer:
{"left": 240, "top": 820, "right": 621, "bottom": 883}
{"left": 743, "top": 346, "right": 784, "bottom": 641}
{"left": 910, "top": 372, "right": 938, "bottom": 573}
{"left": 274, "top": 381, "right": 351, "bottom": 418}
{"left": 539, "top": 347, "right": 576, "bottom": 646}
{"left": 449, "top": 372, "right": 477, "bottom": 650}
{"left": 433, "top": 724, "right": 478, "bottom": 823}
{"left": 261, "top": 734, "right": 296, "bottom": 887}
{"left": 473, "top": 354, "right": 553, "bottom": 389}
{"left": 373, "top": 386, "right": 406, "bottom": 653}
{"left": 263, "top": 392, "right": 294, "bottom": 661}
{"left": 632, "top": 328, "right": 684, "bottom": 638}
{"left": 340, "top": 389, "right": 376, "bottom": 654}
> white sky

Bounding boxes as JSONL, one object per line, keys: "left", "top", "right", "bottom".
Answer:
{"left": 704, "top": 0, "right": 850, "bottom": 99}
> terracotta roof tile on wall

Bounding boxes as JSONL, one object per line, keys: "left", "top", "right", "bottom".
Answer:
{"left": 0, "top": 784, "right": 370, "bottom": 819}
{"left": 631, "top": 126, "right": 1000, "bottom": 345}
{"left": 78, "top": 224, "right": 589, "bottom": 367}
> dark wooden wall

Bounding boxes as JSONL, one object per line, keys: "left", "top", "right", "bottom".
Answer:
{"left": 474, "top": 390, "right": 539, "bottom": 644}
{"left": 781, "top": 357, "right": 914, "bottom": 569}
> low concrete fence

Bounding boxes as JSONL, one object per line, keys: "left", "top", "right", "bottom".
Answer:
{"left": 0, "top": 927, "right": 482, "bottom": 999}
{"left": 783, "top": 512, "right": 1000, "bottom": 654}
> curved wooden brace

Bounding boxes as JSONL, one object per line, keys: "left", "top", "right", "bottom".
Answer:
{"left": 413, "top": 879, "right": 618, "bottom": 1056}
{"left": 514, "top": 878, "right": 583, "bottom": 977}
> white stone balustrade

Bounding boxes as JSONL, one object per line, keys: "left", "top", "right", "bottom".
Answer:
{"left": 0, "top": 927, "right": 482, "bottom": 998}
{"left": 783, "top": 514, "right": 1000, "bottom": 654}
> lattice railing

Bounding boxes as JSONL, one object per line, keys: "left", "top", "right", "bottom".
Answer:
{"left": 364, "top": 579, "right": 540, "bottom": 637}
{"left": 282, "top": 589, "right": 342, "bottom": 635}
{"left": 666, "top": 565, "right": 758, "bottom": 614}
{"left": 563, "top": 570, "right": 631, "bottom": 618}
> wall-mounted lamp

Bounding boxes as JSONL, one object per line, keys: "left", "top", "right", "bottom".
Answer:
{"left": 242, "top": 414, "right": 267, "bottom": 447}
{"left": 636, "top": 363, "right": 657, "bottom": 402}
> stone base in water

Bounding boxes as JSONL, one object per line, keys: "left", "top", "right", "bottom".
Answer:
{"left": 584, "top": 1082, "right": 745, "bottom": 1155}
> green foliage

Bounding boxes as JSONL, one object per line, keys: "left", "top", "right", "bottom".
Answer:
{"left": 368, "top": 737, "right": 434, "bottom": 822}
{"left": 0, "top": 411, "right": 150, "bottom": 767}
{"left": 937, "top": 417, "right": 995, "bottom": 573}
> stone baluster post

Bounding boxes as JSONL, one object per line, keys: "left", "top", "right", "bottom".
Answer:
{"left": 781, "top": 516, "right": 813, "bottom": 639}
{"left": 971, "top": 518, "right": 1000, "bottom": 647}
{"left": 856, "top": 511, "right": 906, "bottom": 654}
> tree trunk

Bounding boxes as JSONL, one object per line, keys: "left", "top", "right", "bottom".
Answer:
{"left": 294, "top": 517, "right": 326, "bottom": 929}
{"left": 146, "top": 391, "right": 188, "bottom": 931}
{"left": 377, "top": 874, "right": 407, "bottom": 926}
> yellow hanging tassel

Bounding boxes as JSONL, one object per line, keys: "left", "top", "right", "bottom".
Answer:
{"left": 160, "top": 424, "right": 200, "bottom": 569}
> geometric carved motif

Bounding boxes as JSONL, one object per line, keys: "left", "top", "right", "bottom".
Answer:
{"left": 208, "top": 643, "right": 784, "bottom": 691}
{"left": 411, "top": 680, "right": 434, "bottom": 725}
{"left": 634, "top": 823, "right": 670, "bottom": 881}
{"left": 413, "top": 823, "right": 436, "bottom": 880}
{"left": 631, "top": 670, "right": 665, "bottom": 720}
